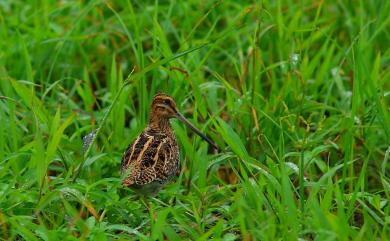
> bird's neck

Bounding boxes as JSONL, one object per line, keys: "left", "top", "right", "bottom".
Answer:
{"left": 147, "top": 116, "right": 172, "bottom": 133}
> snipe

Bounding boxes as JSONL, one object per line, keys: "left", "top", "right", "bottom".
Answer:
{"left": 120, "top": 93, "right": 217, "bottom": 196}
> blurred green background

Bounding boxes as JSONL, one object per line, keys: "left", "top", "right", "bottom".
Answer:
{"left": 0, "top": 0, "right": 389, "bottom": 240}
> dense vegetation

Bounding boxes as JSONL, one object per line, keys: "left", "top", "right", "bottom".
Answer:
{"left": 1, "top": 0, "right": 389, "bottom": 240}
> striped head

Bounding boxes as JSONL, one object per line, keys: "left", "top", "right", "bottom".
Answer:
{"left": 149, "top": 93, "right": 218, "bottom": 150}
{"left": 150, "top": 93, "right": 178, "bottom": 119}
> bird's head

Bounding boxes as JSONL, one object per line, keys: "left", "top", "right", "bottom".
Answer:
{"left": 149, "top": 93, "right": 218, "bottom": 150}
{"left": 150, "top": 93, "right": 178, "bottom": 119}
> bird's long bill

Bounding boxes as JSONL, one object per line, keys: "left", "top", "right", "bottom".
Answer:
{"left": 175, "top": 112, "right": 218, "bottom": 150}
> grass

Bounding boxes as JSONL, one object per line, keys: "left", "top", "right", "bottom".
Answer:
{"left": 0, "top": 0, "right": 389, "bottom": 240}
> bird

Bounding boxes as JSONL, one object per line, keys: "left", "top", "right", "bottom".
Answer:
{"left": 120, "top": 93, "right": 217, "bottom": 196}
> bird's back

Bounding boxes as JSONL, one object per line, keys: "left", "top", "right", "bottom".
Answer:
{"left": 121, "top": 128, "right": 180, "bottom": 191}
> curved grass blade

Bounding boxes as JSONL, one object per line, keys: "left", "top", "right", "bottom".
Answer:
{"left": 72, "top": 68, "right": 135, "bottom": 182}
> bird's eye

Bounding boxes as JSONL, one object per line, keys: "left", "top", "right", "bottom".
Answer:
{"left": 163, "top": 99, "right": 170, "bottom": 105}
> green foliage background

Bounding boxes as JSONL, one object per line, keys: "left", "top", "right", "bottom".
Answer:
{"left": 0, "top": 0, "right": 389, "bottom": 240}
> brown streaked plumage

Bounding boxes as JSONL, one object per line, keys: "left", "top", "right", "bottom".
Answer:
{"left": 121, "top": 93, "right": 217, "bottom": 196}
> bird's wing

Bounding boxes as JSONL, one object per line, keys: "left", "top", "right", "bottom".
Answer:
{"left": 154, "top": 138, "right": 180, "bottom": 183}
{"left": 121, "top": 132, "right": 172, "bottom": 186}
{"left": 120, "top": 131, "right": 154, "bottom": 177}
